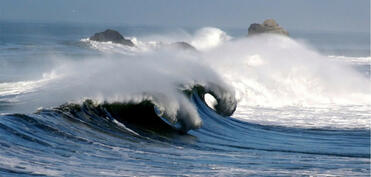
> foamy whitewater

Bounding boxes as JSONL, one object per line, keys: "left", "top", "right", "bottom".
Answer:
{"left": 0, "top": 22, "right": 369, "bottom": 176}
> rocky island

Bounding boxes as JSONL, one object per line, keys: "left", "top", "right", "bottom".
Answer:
{"left": 90, "top": 29, "right": 135, "bottom": 46}
{"left": 248, "top": 19, "right": 289, "bottom": 36}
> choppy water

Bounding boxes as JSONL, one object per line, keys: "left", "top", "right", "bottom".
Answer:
{"left": 0, "top": 21, "right": 370, "bottom": 176}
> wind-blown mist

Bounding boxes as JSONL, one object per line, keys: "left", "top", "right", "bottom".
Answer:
{"left": 199, "top": 33, "right": 370, "bottom": 129}
{"left": 202, "top": 34, "right": 369, "bottom": 106}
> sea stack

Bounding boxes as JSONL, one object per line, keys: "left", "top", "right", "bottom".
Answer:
{"left": 247, "top": 19, "right": 289, "bottom": 36}
{"left": 90, "top": 29, "right": 135, "bottom": 46}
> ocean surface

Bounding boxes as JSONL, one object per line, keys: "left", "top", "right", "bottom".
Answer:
{"left": 0, "top": 21, "right": 370, "bottom": 176}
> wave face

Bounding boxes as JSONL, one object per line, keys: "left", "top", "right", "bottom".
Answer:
{"left": 0, "top": 92, "right": 369, "bottom": 176}
{"left": 0, "top": 23, "right": 369, "bottom": 176}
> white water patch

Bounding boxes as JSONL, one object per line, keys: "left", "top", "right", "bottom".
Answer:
{"left": 0, "top": 156, "right": 62, "bottom": 176}
{"left": 190, "top": 27, "right": 231, "bottom": 51}
{"left": 199, "top": 33, "right": 370, "bottom": 129}
{"left": 328, "top": 55, "right": 371, "bottom": 65}
{"left": 202, "top": 34, "right": 370, "bottom": 107}
{"left": 82, "top": 36, "right": 192, "bottom": 55}
{"left": 82, "top": 27, "right": 231, "bottom": 54}
{"left": 235, "top": 105, "right": 370, "bottom": 129}
{"left": 81, "top": 38, "right": 143, "bottom": 55}
{"left": 0, "top": 72, "right": 58, "bottom": 98}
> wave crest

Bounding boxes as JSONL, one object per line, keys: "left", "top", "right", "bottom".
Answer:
{"left": 49, "top": 82, "right": 237, "bottom": 133}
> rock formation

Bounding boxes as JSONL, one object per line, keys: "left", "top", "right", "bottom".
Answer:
{"left": 170, "top": 42, "right": 197, "bottom": 51}
{"left": 90, "top": 29, "right": 134, "bottom": 46}
{"left": 248, "top": 19, "right": 289, "bottom": 36}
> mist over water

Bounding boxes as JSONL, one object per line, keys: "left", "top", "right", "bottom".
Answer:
{"left": 205, "top": 34, "right": 369, "bottom": 106}
{"left": 203, "top": 34, "right": 370, "bottom": 129}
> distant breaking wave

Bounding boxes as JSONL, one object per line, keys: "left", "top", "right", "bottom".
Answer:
{"left": 328, "top": 55, "right": 371, "bottom": 65}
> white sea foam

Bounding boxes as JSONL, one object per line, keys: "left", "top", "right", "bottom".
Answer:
{"left": 82, "top": 27, "right": 231, "bottom": 53}
{"left": 190, "top": 27, "right": 231, "bottom": 50}
{"left": 328, "top": 55, "right": 371, "bottom": 65}
{"left": 0, "top": 72, "right": 58, "bottom": 97}
{"left": 0, "top": 156, "right": 62, "bottom": 176}
{"left": 199, "top": 34, "right": 370, "bottom": 129}
{"left": 201, "top": 34, "right": 370, "bottom": 106}
{"left": 81, "top": 38, "right": 142, "bottom": 55}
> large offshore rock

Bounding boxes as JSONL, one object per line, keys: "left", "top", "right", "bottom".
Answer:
{"left": 90, "top": 29, "right": 134, "bottom": 46}
{"left": 248, "top": 19, "right": 289, "bottom": 36}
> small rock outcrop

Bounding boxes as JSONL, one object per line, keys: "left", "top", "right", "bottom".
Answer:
{"left": 248, "top": 19, "right": 289, "bottom": 36}
{"left": 170, "top": 42, "right": 197, "bottom": 51}
{"left": 90, "top": 29, "right": 134, "bottom": 46}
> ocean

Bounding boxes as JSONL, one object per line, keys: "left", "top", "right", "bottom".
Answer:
{"left": 0, "top": 21, "right": 370, "bottom": 176}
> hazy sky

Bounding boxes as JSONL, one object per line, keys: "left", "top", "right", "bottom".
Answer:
{"left": 0, "top": 0, "right": 369, "bottom": 32}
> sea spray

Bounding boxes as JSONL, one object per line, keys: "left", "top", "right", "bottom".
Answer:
{"left": 198, "top": 33, "right": 370, "bottom": 129}
{"left": 201, "top": 34, "right": 370, "bottom": 107}
{"left": 190, "top": 27, "right": 231, "bottom": 50}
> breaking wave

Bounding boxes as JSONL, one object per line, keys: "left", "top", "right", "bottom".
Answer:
{"left": 1, "top": 27, "right": 369, "bottom": 130}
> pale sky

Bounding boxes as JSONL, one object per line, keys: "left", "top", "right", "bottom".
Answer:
{"left": 0, "top": 0, "right": 369, "bottom": 32}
